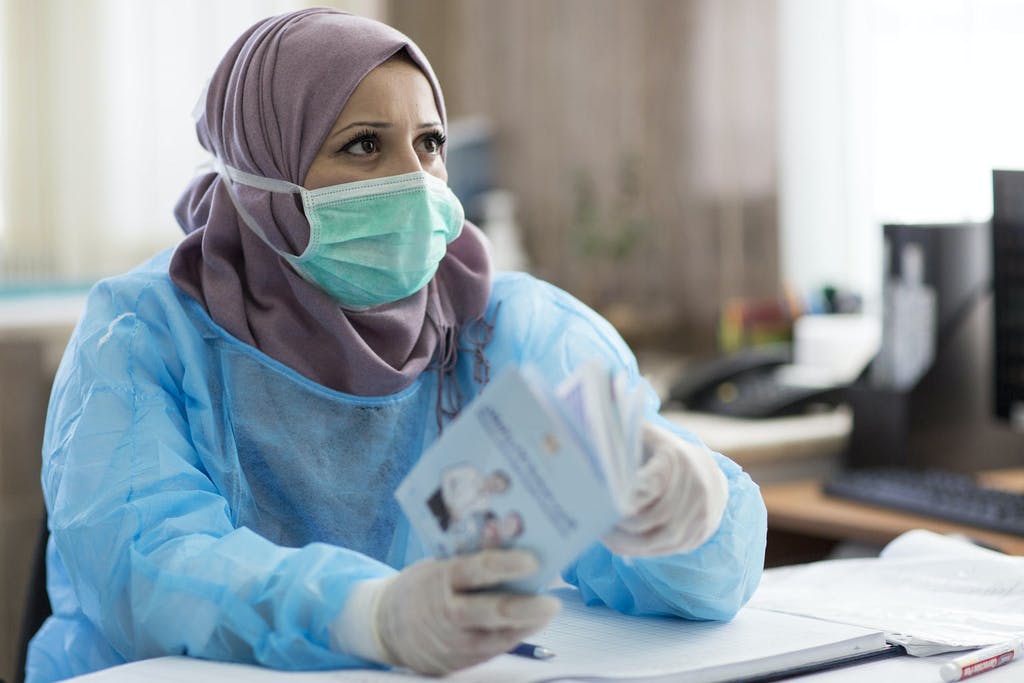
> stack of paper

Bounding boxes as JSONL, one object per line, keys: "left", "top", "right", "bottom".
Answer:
{"left": 749, "top": 529, "right": 1024, "bottom": 655}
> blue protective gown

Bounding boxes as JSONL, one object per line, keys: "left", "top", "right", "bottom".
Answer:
{"left": 26, "top": 250, "right": 766, "bottom": 683}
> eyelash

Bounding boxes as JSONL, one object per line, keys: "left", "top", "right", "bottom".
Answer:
{"left": 424, "top": 131, "right": 448, "bottom": 152}
{"left": 338, "top": 128, "right": 379, "bottom": 156}
{"left": 335, "top": 129, "right": 448, "bottom": 156}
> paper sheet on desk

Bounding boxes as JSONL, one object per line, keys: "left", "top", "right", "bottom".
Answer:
{"left": 69, "top": 588, "right": 886, "bottom": 683}
{"left": 749, "top": 529, "right": 1024, "bottom": 656}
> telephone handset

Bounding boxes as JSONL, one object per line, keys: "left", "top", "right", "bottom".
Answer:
{"left": 666, "top": 343, "right": 845, "bottom": 419}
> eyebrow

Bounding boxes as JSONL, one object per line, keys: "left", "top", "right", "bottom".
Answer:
{"left": 328, "top": 120, "right": 443, "bottom": 141}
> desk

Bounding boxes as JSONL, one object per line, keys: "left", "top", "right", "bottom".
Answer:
{"left": 63, "top": 650, "right": 1024, "bottom": 683}
{"left": 641, "top": 350, "right": 854, "bottom": 485}
{"left": 761, "top": 468, "right": 1024, "bottom": 558}
{"left": 801, "top": 652, "right": 1021, "bottom": 682}
{"left": 660, "top": 408, "right": 851, "bottom": 484}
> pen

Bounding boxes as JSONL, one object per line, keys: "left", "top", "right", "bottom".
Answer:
{"left": 939, "top": 638, "right": 1024, "bottom": 682}
{"left": 509, "top": 642, "right": 556, "bottom": 660}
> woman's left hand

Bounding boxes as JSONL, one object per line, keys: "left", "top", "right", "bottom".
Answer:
{"left": 601, "top": 420, "right": 729, "bottom": 557}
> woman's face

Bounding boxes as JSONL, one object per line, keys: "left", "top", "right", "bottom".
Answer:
{"left": 303, "top": 58, "right": 447, "bottom": 189}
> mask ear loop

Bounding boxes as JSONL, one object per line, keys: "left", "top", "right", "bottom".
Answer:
{"left": 191, "top": 77, "right": 308, "bottom": 263}
{"left": 208, "top": 156, "right": 308, "bottom": 261}
{"left": 191, "top": 78, "right": 210, "bottom": 125}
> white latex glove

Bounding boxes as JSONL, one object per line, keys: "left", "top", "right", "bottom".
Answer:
{"left": 333, "top": 549, "right": 560, "bottom": 675}
{"left": 602, "top": 420, "right": 729, "bottom": 557}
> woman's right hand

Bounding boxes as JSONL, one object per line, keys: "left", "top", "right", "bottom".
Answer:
{"left": 372, "top": 550, "right": 560, "bottom": 674}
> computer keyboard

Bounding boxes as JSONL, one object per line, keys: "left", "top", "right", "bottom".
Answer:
{"left": 823, "top": 467, "right": 1024, "bottom": 537}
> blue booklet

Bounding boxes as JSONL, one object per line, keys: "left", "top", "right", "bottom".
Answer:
{"left": 395, "top": 361, "right": 646, "bottom": 592}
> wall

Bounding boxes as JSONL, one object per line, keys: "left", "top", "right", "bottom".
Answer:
{"left": 390, "top": 0, "right": 780, "bottom": 352}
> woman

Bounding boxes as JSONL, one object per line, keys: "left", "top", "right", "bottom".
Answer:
{"left": 27, "top": 9, "right": 766, "bottom": 682}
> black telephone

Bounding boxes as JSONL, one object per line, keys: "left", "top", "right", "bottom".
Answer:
{"left": 665, "top": 343, "right": 846, "bottom": 419}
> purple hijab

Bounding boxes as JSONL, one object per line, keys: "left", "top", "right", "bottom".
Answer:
{"left": 170, "top": 9, "right": 492, "bottom": 401}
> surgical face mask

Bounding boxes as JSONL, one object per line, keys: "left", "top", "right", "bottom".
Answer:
{"left": 211, "top": 159, "right": 465, "bottom": 310}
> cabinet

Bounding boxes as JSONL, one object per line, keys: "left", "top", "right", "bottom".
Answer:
{"left": 0, "top": 294, "right": 83, "bottom": 683}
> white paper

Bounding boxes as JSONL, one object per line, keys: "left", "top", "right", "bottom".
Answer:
{"left": 67, "top": 589, "right": 886, "bottom": 683}
{"left": 554, "top": 360, "right": 644, "bottom": 510}
{"left": 457, "top": 589, "right": 885, "bottom": 683}
{"left": 749, "top": 530, "right": 1024, "bottom": 655}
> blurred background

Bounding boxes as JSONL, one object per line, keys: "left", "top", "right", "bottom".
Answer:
{"left": 3, "top": 1, "right": 1024, "bottom": 680}
{"left": 1, "top": 0, "right": 1020, "bottom": 349}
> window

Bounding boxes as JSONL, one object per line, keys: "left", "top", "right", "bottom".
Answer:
{"left": 0, "top": 0, "right": 384, "bottom": 284}
{"left": 779, "top": 0, "right": 1024, "bottom": 307}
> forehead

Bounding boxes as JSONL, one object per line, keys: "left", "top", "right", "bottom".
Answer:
{"left": 336, "top": 59, "right": 440, "bottom": 122}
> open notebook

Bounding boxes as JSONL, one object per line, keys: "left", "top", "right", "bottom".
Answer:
{"left": 67, "top": 588, "right": 890, "bottom": 683}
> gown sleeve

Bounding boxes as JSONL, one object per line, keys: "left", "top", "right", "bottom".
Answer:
{"left": 42, "top": 281, "right": 396, "bottom": 670}
{"left": 488, "top": 275, "right": 767, "bottom": 619}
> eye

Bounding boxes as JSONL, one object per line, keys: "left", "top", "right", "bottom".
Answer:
{"left": 418, "top": 131, "right": 447, "bottom": 155}
{"left": 338, "top": 130, "right": 380, "bottom": 157}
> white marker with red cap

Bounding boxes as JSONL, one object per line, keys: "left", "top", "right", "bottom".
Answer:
{"left": 939, "top": 639, "right": 1023, "bottom": 682}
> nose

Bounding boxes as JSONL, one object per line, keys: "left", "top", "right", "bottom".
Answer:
{"left": 384, "top": 142, "right": 424, "bottom": 176}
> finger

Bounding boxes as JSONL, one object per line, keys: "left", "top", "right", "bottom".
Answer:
{"left": 617, "top": 463, "right": 681, "bottom": 536}
{"left": 601, "top": 527, "right": 656, "bottom": 556}
{"left": 614, "top": 489, "right": 678, "bottom": 535}
{"left": 627, "top": 451, "right": 673, "bottom": 512}
{"left": 466, "top": 625, "right": 553, "bottom": 657}
{"left": 631, "top": 521, "right": 684, "bottom": 556}
{"left": 446, "top": 592, "right": 561, "bottom": 630}
{"left": 603, "top": 527, "right": 674, "bottom": 557}
{"left": 448, "top": 549, "right": 539, "bottom": 591}
{"left": 445, "top": 625, "right": 552, "bottom": 671}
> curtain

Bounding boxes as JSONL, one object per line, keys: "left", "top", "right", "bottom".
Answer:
{"left": 0, "top": 0, "right": 385, "bottom": 284}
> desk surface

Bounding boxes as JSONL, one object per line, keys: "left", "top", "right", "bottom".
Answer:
{"left": 66, "top": 651, "right": 1024, "bottom": 683}
{"left": 761, "top": 468, "right": 1024, "bottom": 555}
{"left": 799, "top": 651, "right": 1022, "bottom": 682}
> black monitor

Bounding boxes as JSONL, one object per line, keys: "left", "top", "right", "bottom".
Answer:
{"left": 992, "top": 169, "right": 1024, "bottom": 430}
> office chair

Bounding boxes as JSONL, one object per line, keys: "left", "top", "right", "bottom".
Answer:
{"left": 13, "top": 514, "right": 50, "bottom": 683}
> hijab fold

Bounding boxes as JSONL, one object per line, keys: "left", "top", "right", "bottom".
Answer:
{"left": 170, "top": 8, "right": 492, "bottom": 398}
